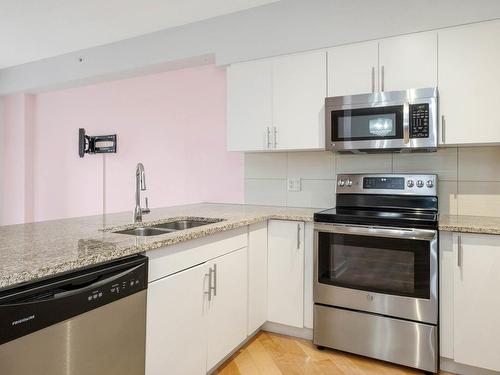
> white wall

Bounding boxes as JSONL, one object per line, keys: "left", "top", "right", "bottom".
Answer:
{"left": 2, "top": 0, "right": 500, "bottom": 95}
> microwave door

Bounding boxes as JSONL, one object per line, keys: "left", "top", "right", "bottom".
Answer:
{"left": 331, "top": 105, "right": 404, "bottom": 151}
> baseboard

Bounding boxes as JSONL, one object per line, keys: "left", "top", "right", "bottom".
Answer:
{"left": 262, "top": 321, "right": 313, "bottom": 340}
{"left": 441, "top": 357, "right": 500, "bottom": 375}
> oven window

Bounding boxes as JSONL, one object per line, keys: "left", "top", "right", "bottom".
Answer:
{"left": 332, "top": 105, "right": 403, "bottom": 142}
{"left": 317, "top": 232, "right": 430, "bottom": 299}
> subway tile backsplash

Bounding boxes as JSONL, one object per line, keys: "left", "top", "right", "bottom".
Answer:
{"left": 244, "top": 146, "right": 500, "bottom": 216}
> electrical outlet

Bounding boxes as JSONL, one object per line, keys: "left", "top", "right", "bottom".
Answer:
{"left": 287, "top": 177, "right": 301, "bottom": 192}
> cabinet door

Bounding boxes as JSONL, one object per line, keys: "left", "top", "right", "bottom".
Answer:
{"left": 146, "top": 263, "right": 209, "bottom": 375}
{"left": 438, "top": 20, "right": 500, "bottom": 145}
{"left": 248, "top": 222, "right": 268, "bottom": 334}
{"left": 453, "top": 233, "right": 500, "bottom": 371}
{"left": 267, "top": 220, "right": 305, "bottom": 327}
{"left": 439, "top": 232, "right": 454, "bottom": 359}
{"left": 207, "top": 248, "right": 248, "bottom": 370}
{"left": 328, "top": 41, "right": 378, "bottom": 96}
{"left": 227, "top": 60, "right": 273, "bottom": 151}
{"left": 272, "top": 50, "right": 326, "bottom": 150}
{"left": 379, "top": 32, "right": 437, "bottom": 92}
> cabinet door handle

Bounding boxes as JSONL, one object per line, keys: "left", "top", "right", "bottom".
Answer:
{"left": 266, "top": 126, "right": 271, "bottom": 149}
{"left": 381, "top": 65, "right": 385, "bottom": 92}
{"left": 273, "top": 127, "right": 277, "bottom": 148}
{"left": 206, "top": 267, "right": 213, "bottom": 301}
{"left": 297, "top": 224, "right": 301, "bottom": 249}
{"left": 371, "top": 67, "right": 375, "bottom": 93}
{"left": 212, "top": 264, "right": 217, "bottom": 297}
{"left": 441, "top": 115, "right": 446, "bottom": 144}
{"left": 457, "top": 235, "right": 463, "bottom": 268}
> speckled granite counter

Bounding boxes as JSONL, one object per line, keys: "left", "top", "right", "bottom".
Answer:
{"left": 0, "top": 203, "right": 317, "bottom": 290}
{"left": 439, "top": 214, "right": 500, "bottom": 235}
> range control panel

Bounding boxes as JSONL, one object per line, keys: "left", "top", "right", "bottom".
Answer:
{"left": 337, "top": 174, "right": 437, "bottom": 196}
{"left": 409, "top": 103, "right": 430, "bottom": 138}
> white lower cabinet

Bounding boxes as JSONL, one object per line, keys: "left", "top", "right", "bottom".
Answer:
{"left": 247, "top": 222, "right": 268, "bottom": 334}
{"left": 267, "top": 220, "right": 305, "bottom": 328}
{"left": 146, "top": 247, "right": 248, "bottom": 375}
{"left": 146, "top": 263, "right": 209, "bottom": 375}
{"left": 452, "top": 233, "right": 500, "bottom": 372}
{"left": 206, "top": 247, "right": 248, "bottom": 370}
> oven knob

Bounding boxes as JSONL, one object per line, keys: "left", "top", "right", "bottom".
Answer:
{"left": 407, "top": 180, "right": 414, "bottom": 188}
{"left": 337, "top": 180, "right": 345, "bottom": 187}
{"left": 416, "top": 180, "right": 424, "bottom": 188}
{"left": 426, "top": 180, "right": 434, "bottom": 188}
{"left": 346, "top": 179, "right": 353, "bottom": 187}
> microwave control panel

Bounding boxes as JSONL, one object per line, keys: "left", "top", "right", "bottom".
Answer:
{"left": 409, "top": 103, "right": 430, "bottom": 138}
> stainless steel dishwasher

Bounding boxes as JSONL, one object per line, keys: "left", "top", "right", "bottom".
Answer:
{"left": 0, "top": 254, "right": 148, "bottom": 375}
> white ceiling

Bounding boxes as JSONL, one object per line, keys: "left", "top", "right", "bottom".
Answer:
{"left": 0, "top": 0, "right": 278, "bottom": 68}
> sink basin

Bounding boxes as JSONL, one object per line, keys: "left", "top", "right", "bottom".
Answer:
{"left": 152, "top": 219, "right": 222, "bottom": 231}
{"left": 114, "top": 227, "right": 168, "bottom": 236}
{"left": 113, "top": 218, "right": 224, "bottom": 237}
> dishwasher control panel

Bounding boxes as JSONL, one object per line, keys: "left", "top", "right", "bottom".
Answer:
{"left": 86, "top": 265, "right": 146, "bottom": 305}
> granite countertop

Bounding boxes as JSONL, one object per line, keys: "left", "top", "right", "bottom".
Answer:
{"left": 439, "top": 214, "right": 500, "bottom": 235}
{"left": 0, "top": 203, "right": 317, "bottom": 290}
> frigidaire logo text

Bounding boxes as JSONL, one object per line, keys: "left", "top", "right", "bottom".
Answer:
{"left": 11, "top": 315, "right": 35, "bottom": 326}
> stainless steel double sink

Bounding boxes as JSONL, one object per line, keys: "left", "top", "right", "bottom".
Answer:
{"left": 114, "top": 219, "right": 223, "bottom": 237}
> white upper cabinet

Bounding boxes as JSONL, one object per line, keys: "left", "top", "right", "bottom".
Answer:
{"left": 227, "top": 59, "right": 273, "bottom": 151}
{"left": 328, "top": 33, "right": 437, "bottom": 97}
{"left": 273, "top": 51, "right": 326, "bottom": 150}
{"left": 438, "top": 20, "right": 500, "bottom": 145}
{"left": 379, "top": 32, "right": 437, "bottom": 92}
{"left": 226, "top": 50, "right": 326, "bottom": 152}
{"left": 453, "top": 233, "right": 500, "bottom": 371}
{"left": 328, "top": 41, "right": 379, "bottom": 96}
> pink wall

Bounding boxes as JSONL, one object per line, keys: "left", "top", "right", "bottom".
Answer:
{"left": 1, "top": 64, "right": 243, "bottom": 224}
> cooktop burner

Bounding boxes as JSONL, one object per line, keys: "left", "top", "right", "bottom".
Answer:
{"left": 315, "top": 174, "right": 439, "bottom": 230}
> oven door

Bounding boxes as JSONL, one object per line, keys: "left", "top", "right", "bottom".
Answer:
{"left": 314, "top": 223, "right": 437, "bottom": 324}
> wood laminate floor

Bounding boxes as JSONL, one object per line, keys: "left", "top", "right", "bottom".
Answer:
{"left": 215, "top": 331, "right": 451, "bottom": 375}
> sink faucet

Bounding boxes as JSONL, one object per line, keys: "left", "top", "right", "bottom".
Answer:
{"left": 134, "top": 163, "right": 150, "bottom": 223}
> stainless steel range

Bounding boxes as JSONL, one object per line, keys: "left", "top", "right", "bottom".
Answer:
{"left": 313, "top": 174, "right": 438, "bottom": 374}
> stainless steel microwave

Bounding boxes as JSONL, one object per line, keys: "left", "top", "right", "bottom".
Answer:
{"left": 325, "top": 87, "right": 438, "bottom": 153}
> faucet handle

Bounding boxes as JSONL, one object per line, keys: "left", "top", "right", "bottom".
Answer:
{"left": 143, "top": 197, "right": 150, "bottom": 214}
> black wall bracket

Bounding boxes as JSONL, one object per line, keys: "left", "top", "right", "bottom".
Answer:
{"left": 79, "top": 128, "right": 117, "bottom": 158}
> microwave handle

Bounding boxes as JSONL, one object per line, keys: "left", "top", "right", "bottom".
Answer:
{"left": 403, "top": 102, "right": 410, "bottom": 144}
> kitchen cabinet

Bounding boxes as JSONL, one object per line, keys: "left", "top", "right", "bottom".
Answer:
{"left": 226, "top": 50, "right": 326, "bottom": 151}
{"left": 328, "top": 41, "right": 379, "bottom": 96}
{"left": 439, "top": 232, "right": 454, "bottom": 360}
{"left": 267, "top": 220, "right": 305, "bottom": 327}
{"left": 328, "top": 32, "right": 437, "bottom": 96}
{"left": 272, "top": 51, "right": 326, "bottom": 150}
{"left": 146, "top": 242, "right": 248, "bottom": 374}
{"left": 452, "top": 233, "right": 500, "bottom": 372}
{"left": 438, "top": 20, "right": 500, "bottom": 145}
{"left": 378, "top": 32, "right": 437, "bottom": 92}
{"left": 146, "top": 263, "right": 209, "bottom": 375}
{"left": 207, "top": 247, "right": 248, "bottom": 370}
{"left": 227, "top": 59, "right": 273, "bottom": 151}
{"left": 247, "top": 222, "right": 268, "bottom": 334}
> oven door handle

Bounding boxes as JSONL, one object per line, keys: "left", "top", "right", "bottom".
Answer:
{"left": 314, "top": 223, "right": 437, "bottom": 241}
